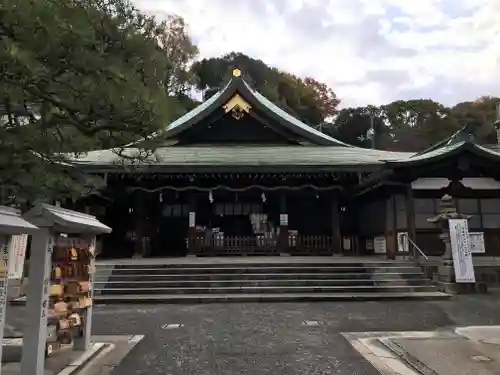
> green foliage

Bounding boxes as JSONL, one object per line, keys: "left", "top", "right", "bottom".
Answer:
{"left": 0, "top": 0, "right": 196, "bottom": 207}
{"left": 328, "top": 97, "right": 499, "bottom": 151}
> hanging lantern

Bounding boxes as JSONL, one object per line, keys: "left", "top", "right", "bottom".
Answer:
{"left": 261, "top": 192, "right": 266, "bottom": 203}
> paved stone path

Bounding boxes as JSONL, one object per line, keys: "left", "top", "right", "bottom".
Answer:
{"left": 6, "top": 294, "right": 500, "bottom": 374}
{"left": 90, "top": 300, "right": 453, "bottom": 375}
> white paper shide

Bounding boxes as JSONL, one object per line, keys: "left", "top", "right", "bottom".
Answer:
{"left": 449, "top": 219, "right": 475, "bottom": 283}
{"left": 8, "top": 234, "right": 28, "bottom": 279}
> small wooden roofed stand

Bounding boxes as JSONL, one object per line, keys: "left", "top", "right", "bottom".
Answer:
{"left": 21, "top": 204, "right": 111, "bottom": 375}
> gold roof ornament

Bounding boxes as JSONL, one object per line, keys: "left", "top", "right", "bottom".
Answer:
{"left": 232, "top": 68, "right": 242, "bottom": 77}
{"left": 223, "top": 94, "right": 252, "bottom": 120}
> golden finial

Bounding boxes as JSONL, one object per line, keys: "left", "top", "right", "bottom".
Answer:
{"left": 232, "top": 68, "right": 241, "bottom": 77}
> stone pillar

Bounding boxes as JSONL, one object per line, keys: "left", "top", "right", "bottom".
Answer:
{"left": 427, "top": 194, "right": 472, "bottom": 293}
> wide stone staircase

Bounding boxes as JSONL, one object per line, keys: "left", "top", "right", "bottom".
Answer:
{"left": 93, "top": 259, "right": 450, "bottom": 303}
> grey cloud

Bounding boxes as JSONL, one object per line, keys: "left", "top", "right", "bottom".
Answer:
{"left": 388, "top": 75, "right": 500, "bottom": 106}
{"left": 364, "top": 69, "right": 411, "bottom": 87}
{"left": 353, "top": 15, "right": 416, "bottom": 59}
{"left": 278, "top": 2, "right": 416, "bottom": 59}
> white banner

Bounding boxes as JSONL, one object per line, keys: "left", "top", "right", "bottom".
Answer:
{"left": 8, "top": 234, "right": 28, "bottom": 279}
{"left": 397, "top": 232, "right": 409, "bottom": 252}
{"left": 279, "top": 214, "right": 288, "bottom": 226}
{"left": 449, "top": 219, "right": 475, "bottom": 283}
{"left": 469, "top": 232, "right": 485, "bottom": 254}
{"left": 373, "top": 236, "right": 387, "bottom": 254}
{"left": 188, "top": 212, "right": 195, "bottom": 228}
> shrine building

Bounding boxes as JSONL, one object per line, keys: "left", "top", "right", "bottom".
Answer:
{"left": 69, "top": 69, "right": 500, "bottom": 259}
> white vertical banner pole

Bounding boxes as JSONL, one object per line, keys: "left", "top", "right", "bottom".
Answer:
{"left": 21, "top": 228, "right": 53, "bottom": 375}
{"left": 0, "top": 234, "right": 11, "bottom": 375}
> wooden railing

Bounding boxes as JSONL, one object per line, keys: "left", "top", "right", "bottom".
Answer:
{"left": 287, "top": 234, "right": 334, "bottom": 255}
{"left": 188, "top": 234, "right": 334, "bottom": 256}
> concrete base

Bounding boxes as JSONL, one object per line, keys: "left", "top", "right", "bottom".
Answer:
{"left": 1, "top": 335, "right": 145, "bottom": 375}
{"left": 420, "top": 257, "right": 500, "bottom": 291}
{"left": 418, "top": 260, "right": 489, "bottom": 295}
{"left": 1, "top": 342, "right": 108, "bottom": 375}
{"left": 343, "top": 325, "right": 500, "bottom": 375}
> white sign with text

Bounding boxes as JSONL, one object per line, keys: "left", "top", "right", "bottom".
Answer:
{"left": 397, "top": 232, "right": 409, "bottom": 253}
{"left": 469, "top": 232, "right": 485, "bottom": 254}
{"left": 449, "top": 219, "right": 475, "bottom": 283}
{"left": 373, "top": 236, "right": 387, "bottom": 254}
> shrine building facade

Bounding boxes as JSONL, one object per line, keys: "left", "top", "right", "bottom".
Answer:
{"left": 68, "top": 70, "right": 500, "bottom": 259}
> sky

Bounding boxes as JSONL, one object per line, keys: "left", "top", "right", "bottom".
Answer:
{"left": 133, "top": 0, "right": 500, "bottom": 108}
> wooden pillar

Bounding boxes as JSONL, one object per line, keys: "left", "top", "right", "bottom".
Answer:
{"left": 133, "top": 191, "right": 149, "bottom": 258}
{"left": 405, "top": 183, "right": 416, "bottom": 255}
{"left": 331, "top": 193, "right": 341, "bottom": 255}
{"left": 278, "top": 192, "right": 288, "bottom": 254}
{"left": 385, "top": 194, "right": 396, "bottom": 260}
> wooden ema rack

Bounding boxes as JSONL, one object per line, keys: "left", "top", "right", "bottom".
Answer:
{"left": 46, "top": 237, "right": 94, "bottom": 356}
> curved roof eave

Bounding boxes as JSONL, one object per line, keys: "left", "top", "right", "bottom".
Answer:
{"left": 385, "top": 141, "right": 500, "bottom": 168}
{"left": 239, "top": 80, "right": 350, "bottom": 146}
{"left": 138, "top": 74, "right": 352, "bottom": 147}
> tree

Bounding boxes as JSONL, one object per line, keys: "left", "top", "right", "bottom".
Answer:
{"left": 382, "top": 99, "right": 460, "bottom": 151}
{"left": 327, "top": 106, "right": 388, "bottom": 148}
{"left": 304, "top": 77, "right": 340, "bottom": 119}
{"left": 191, "top": 52, "right": 340, "bottom": 126}
{"left": 155, "top": 14, "right": 199, "bottom": 97}
{"left": 0, "top": 0, "right": 192, "bottom": 207}
{"left": 451, "top": 96, "right": 500, "bottom": 143}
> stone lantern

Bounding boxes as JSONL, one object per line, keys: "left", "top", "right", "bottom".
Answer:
{"left": 427, "top": 194, "right": 473, "bottom": 293}
{"left": 427, "top": 194, "right": 470, "bottom": 260}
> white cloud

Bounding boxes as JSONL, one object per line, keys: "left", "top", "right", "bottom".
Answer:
{"left": 133, "top": 0, "right": 500, "bottom": 107}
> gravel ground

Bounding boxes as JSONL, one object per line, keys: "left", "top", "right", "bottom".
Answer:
{"left": 7, "top": 295, "right": 500, "bottom": 375}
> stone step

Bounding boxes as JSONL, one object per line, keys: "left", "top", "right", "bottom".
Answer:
{"left": 94, "top": 278, "right": 431, "bottom": 289}
{"left": 100, "top": 266, "right": 422, "bottom": 275}
{"left": 102, "top": 261, "right": 414, "bottom": 270}
{"left": 93, "top": 259, "right": 438, "bottom": 302}
{"left": 93, "top": 291, "right": 452, "bottom": 304}
{"left": 96, "top": 284, "right": 438, "bottom": 295}
{"left": 95, "top": 271, "right": 424, "bottom": 282}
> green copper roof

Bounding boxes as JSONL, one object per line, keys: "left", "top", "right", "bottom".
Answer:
{"left": 136, "top": 73, "right": 349, "bottom": 146}
{"left": 386, "top": 140, "right": 500, "bottom": 167}
{"left": 242, "top": 80, "right": 349, "bottom": 146}
{"left": 70, "top": 145, "right": 414, "bottom": 170}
